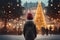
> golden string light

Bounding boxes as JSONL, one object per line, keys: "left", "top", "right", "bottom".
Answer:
{"left": 34, "top": 2, "right": 47, "bottom": 31}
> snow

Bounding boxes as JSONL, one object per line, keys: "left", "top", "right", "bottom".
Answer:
{"left": 0, "top": 34, "right": 60, "bottom": 40}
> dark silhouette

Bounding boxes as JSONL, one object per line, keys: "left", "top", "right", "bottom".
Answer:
{"left": 0, "top": 27, "right": 7, "bottom": 35}
{"left": 45, "top": 28, "right": 48, "bottom": 35}
{"left": 41, "top": 27, "right": 45, "bottom": 35}
{"left": 49, "top": 26, "right": 52, "bottom": 34}
{"left": 18, "top": 27, "right": 22, "bottom": 35}
{"left": 23, "top": 13, "right": 37, "bottom": 40}
{"left": 53, "top": 26, "right": 57, "bottom": 34}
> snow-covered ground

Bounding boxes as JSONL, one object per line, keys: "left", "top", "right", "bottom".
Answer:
{"left": 0, "top": 34, "right": 60, "bottom": 40}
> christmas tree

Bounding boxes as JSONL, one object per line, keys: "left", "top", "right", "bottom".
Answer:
{"left": 34, "top": 2, "right": 46, "bottom": 31}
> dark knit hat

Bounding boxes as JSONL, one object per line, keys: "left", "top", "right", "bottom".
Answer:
{"left": 27, "top": 13, "right": 33, "bottom": 20}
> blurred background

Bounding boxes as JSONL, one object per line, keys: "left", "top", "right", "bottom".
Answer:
{"left": 0, "top": 0, "right": 60, "bottom": 35}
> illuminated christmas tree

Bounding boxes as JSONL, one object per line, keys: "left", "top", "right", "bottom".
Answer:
{"left": 34, "top": 2, "right": 46, "bottom": 31}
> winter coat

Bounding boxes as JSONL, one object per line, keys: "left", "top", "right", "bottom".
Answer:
{"left": 23, "top": 20, "right": 37, "bottom": 40}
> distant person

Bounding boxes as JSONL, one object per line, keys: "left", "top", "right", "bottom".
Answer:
{"left": 54, "top": 26, "right": 57, "bottom": 34}
{"left": 18, "top": 27, "right": 22, "bottom": 35}
{"left": 23, "top": 13, "right": 37, "bottom": 40}
{"left": 49, "top": 26, "right": 52, "bottom": 34}
{"left": 45, "top": 28, "right": 48, "bottom": 35}
{"left": 41, "top": 27, "right": 45, "bottom": 35}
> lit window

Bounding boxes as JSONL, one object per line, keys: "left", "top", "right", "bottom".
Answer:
{"left": 54, "top": 7, "right": 56, "bottom": 9}
{"left": 43, "top": 9, "right": 46, "bottom": 13}
{"left": 17, "top": 4, "right": 19, "bottom": 6}
{"left": 51, "top": 4, "right": 53, "bottom": 6}
{"left": 20, "top": 24, "right": 22, "bottom": 26}
{"left": 58, "top": 5, "right": 60, "bottom": 7}
{"left": 58, "top": 11, "right": 60, "bottom": 13}
{"left": 9, "top": 11, "right": 11, "bottom": 13}
{"left": 51, "top": 18, "right": 53, "bottom": 20}
{"left": 8, "top": 5, "right": 10, "bottom": 8}
{"left": 4, "top": 11, "right": 5, "bottom": 13}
